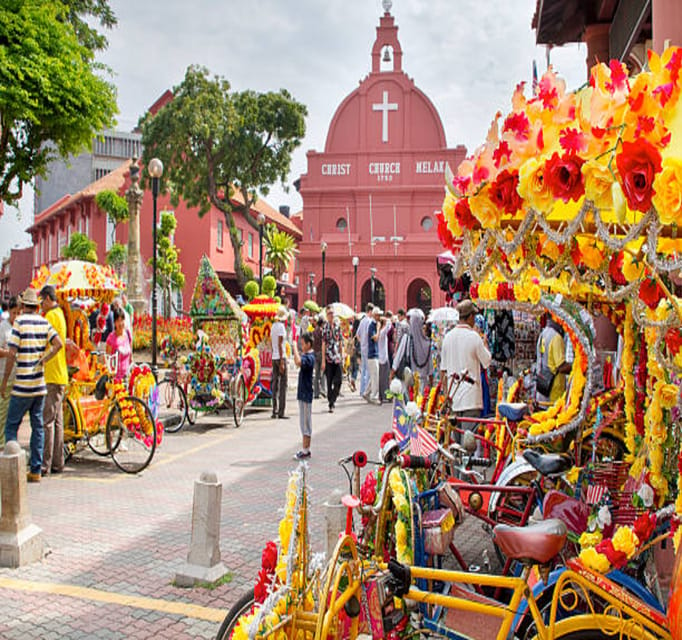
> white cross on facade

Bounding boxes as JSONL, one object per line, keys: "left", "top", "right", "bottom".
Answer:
{"left": 372, "top": 90, "right": 398, "bottom": 143}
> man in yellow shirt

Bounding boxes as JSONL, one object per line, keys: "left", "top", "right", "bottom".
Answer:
{"left": 40, "top": 286, "right": 68, "bottom": 476}
{"left": 536, "top": 316, "right": 569, "bottom": 404}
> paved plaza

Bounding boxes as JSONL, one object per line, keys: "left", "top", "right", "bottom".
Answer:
{"left": 0, "top": 385, "right": 492, "bottom": 639}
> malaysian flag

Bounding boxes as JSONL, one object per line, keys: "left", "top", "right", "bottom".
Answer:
{"left": 391, "top": 400, "right": 439, "bottom": 457}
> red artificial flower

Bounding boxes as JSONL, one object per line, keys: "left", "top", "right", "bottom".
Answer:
{"left": 615, "top": 139, "right": 662, "bottom": 212}
{"left": 469, "top": 283, "right": 479, "bottom": 299}
{"left": 606, "top": 60, "right": 629, "bottom": 94}
{"left": 633, "top": 513, "right": 656, "bottom": 542}
{"left": 254, "top": 568, "right": 271, "bottom": 603}
{"left": 653, "top": 83, "right": 674, "bottom": 107}
{"left": 502, "top": 112, "right": 530, "bottom": 140}
{"left": 544, "top": 152, "right": 585, "bottom": 202}
{"left": 493, "top": 141, "right": 512, "bottom": 168}
{"left": 596, "top": 539, "right": 628, "bottom": 569}
{"left": 490, "top": 170, "right": 523, "bottom": 215}
{"left": 559, "top": 128, "right": 587, "bottom": 154}
{"left": 261, "top": 541, "right": 278, "bottom": 574}
{"left": 638, "top": 275, "right": 665, "bottom": 309}
{"left": 360, "top": 471, "right": 377, "bottom": 506}
{"left": 435, "top": 211, "right": 457, "bottom": 249}
{"left": 538, "top": 77, "right": 559, "bottom": 109}
{"left": 455, "top": 199, "right": 479, "bottom": 230}
{"left": 665, "top": 328, "right": 682, "bottom": 355}
{"left": 608, "top": 252, "right": 627, "bottom": 286}
{"left": 380, "top": 431, "right": 395, "bottom": 448}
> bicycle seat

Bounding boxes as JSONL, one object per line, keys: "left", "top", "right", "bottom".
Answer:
{"left": 497, "top": 402, "right": 528, "bottom": 422}
{"left": 493, "top": 518, "right": 567, "bottom": 564}
{"left": 522, "top": 449, "right": 573, "bottom": 477}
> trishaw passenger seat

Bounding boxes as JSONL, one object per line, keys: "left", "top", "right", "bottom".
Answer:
{"left": 493, "top": 518, "right": 567, "bottom": 565}
{"left": 497, "top": 402, "right": 528, "bottom": 422}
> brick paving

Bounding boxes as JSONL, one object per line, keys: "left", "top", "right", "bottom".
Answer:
{"left": 0, "top": 384, "right": 491, "bottom": 639}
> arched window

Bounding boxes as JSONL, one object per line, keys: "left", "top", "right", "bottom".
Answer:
{"left": 317, "top": 278, "right": 340, "bottom": 306}
{"left": 421, "top": 216, "right": 433, "bottom": 231}
{"left": 407, "top": 278, "right": 432, "bottom": 314}
{"left": 336, "top": 217, "right": 347, "bottom": 232}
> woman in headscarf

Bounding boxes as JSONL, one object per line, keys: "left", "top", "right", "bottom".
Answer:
{"left": 392, "top": 308, "right": 431, "bottom": 392}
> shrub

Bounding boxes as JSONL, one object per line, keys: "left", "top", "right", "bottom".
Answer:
{"left": 244, "top": 280, "right": 259, "bottom": 301}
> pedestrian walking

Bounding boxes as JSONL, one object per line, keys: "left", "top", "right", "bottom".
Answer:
{"left": 321, "top": 306, "right": 343, "bottom": 413}
{"left": 439, "top": 299, "right": 491, "bottom": 454}
{"left": 393, "top": 308, "right": 431, "bottom": 392}
{"left": 378, "top": 311, "right": 392, "bottom": 403}
{"left": 271, "top": 307, "right": 289, "bottom": 419}
{"left": 39, "top": 285, "right": 68, "bottom": 476}
{"left": 1, "top": 288, "right": 63, "bottom": 483}
{"left": 312, "top": 317, "right": 325, "bottom": 399}
{"left": 293, "top": 334, "right": 314, "bottom": 460}
{"left": 363, "top": 307, "right": 381, "bottom": 404}
{"left": 356, "top": 303, "right": 373, "bottom": 396}
{"left": 0, "top": 296, "right": 20, "bottom": 449}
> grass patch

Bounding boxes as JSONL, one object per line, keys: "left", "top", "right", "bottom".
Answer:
{"left": 172, "top": 572, "right": 233, "bottom": 590}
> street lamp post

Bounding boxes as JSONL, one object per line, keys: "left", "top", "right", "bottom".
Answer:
{"left": 320, "top": 241, "right": 327, "bottom": 306}
{"left": 257, "top": 213, "right": 266, "bottom": 286}
{"left": 352, "top": 256, "right": 359, "bottom": 311}
{"left": 148, "top": 157, "right": 164, "bottom": 377}
{"left": 370, "top": 267, "right": 377, "bottom": 306}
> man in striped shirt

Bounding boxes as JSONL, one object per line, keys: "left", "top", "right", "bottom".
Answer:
{"left": 0, "top": 288, "right": 63, "bottom": 483}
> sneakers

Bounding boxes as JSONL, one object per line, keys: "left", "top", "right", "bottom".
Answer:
{"left": 294, "top": 450, "right": 311, "bottom": 460}
{"left": 27, "top": 472, "right": 41, "bottom": 483}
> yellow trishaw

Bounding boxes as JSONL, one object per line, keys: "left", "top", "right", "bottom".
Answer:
{"left": 31, "top": 261, "right": 158, "bottom": 473}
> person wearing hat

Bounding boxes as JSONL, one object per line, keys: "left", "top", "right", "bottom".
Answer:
{"left": 363, "top": 307, "right": 382, "bottom": 404}
{"left": 440, "top": 299, "right": 491, "bottom": 453}
{"left": 270, "top": 307, "right": 289, "bottom": 419}
{"left": 1, "top": 288, "right": 64, "bottom": 483}
{"left": 39, "top": 285, "right": 68, "bottom": 477}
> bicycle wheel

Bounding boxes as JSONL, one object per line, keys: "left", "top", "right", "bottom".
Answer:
{"left": 106, "top": 396, "right": 157, "bottom": 473}
{"left": 215, "top": 588, "right": 255, "bottom": 640}
{"left": 157, "top": 379, "right": 187, "bottom": 433}
{"left": 82, "top": 400, "right": 110, "bottom": 456}
{"left": 63, "top": 400, "right": 80, "bottom": 461}
{"left": 231, "top": 373, "right": 247, "bottom": 428}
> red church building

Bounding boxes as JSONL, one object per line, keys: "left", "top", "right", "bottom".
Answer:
{"left": 296, "top": 3, "right": 466, "bottom": 313}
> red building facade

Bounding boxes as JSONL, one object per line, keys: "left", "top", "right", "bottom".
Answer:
{"left": 0, "top": 247, "right": 33, "bottom": 301}
{"left": 27, "top": 161, "right": 301, "bottom": 310}
{"left": 296, "top": 7, "right": 466, "bottom": 313}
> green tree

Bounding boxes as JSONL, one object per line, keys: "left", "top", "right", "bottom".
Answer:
{"left": 62, "top": 232, "right": 97, "bottom": 263}
{"left": 95, "top": 189, "right": 129, "bottom": 245}
{"left": 0, "top": 1, "right": 117, "bottom": 205}
{"left": 264, "top": 224, "right": 297, "bottom": 280}
{"left": 148, "top": 211, "right": 185, "bottom": 318}
{"left": 106, "top": 242, "right": 127, "bottom": 275}
{"left": 60, "top": 0, "right": 117, "bottom": 52}
{"left": 140, "top": 65, "right": 307, "bottom": 290}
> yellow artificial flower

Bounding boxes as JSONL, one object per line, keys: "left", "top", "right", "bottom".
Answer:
{"left": 658, "top": 382, "right": 679, "bottom": 409}
{"left": 576, "top": 236, "right": 605, "bottom": 270}
{"left": 611, "top": 526, "right": 639, "bottom": 559}
{"left": 611, "top": 181, "right": 627, "bottom": 223}
{"left": 564, "top": 466, "right": 582, "bottom": 485}
{"left": 579, "top": 547, "right": 611, "bottom": 573}
{"left": 653, "top": 158, "right": 682, "bottom": 225}
{"left": 279, "top": 519, "right": 293, "bottom": 550}
{"left": 582, "top": 160, "right": 615, "bottom": 210}
{"left": 518, "top": 157, "right": 554, "bottom": 213}
{"left": 621, "top": 252, "right": 645, "bottom": 281}
{"left": 579, "top": 530, "right": 603, "bottom": 549}
{"left": 469, "top": 185, "right": 501, "bottom": 229}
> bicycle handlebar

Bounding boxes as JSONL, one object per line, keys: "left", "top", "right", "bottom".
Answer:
{"left": 397, "top": 454, "right": 434, "bottom": 470}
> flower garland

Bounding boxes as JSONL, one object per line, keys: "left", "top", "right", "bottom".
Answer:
{"left": 111, "top": 382, "right": 156, "bottom": 447}
{"left": 182, "top": 338, "right": 226, "bottom": 410}
{"left": 388, "top": 467, "right": 413, "bottom": 565}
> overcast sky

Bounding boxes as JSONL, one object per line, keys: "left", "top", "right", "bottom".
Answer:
{"left": 1, "top": 0, "right": 587, "bottom": 256}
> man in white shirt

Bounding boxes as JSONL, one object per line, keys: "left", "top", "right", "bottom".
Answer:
{"left": 355, "top": 303, "right": 373, "bottom": 396}
{"left": 270, "top": 308, "right": 289, "bottom": 419}
{"left": 440, "top": 299, "right": 491, "bottom": 452}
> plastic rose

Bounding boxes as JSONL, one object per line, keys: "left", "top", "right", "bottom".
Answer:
{"left": 637, "top": 483, "right": 655, "bottom": 507}
{"left": 454, "top": 198, "right": 479, "bottom": 230}
{"left": 611, "top": 525, "right": 640, "bottom": 559}
{"left": 389, "top": 378, "right": 403, "bottom": 395}
{"left": 579, "top": 530, "right": 603, "bottom": 549}
{"left": 658, "top": 382, "right": 679, "bottom": 409}
{"left": 579, "top": 546, "right": 611, "bottom": 573}
{"left": 518, "top": 157, "right": 554, "bottom": 212}
{"left": 596, "top": 504, "right": 612, "bottom": 529}
{"left": 489, "top": 169, "right": 523, "bottom": 215}
{"left": 544, "top": 152, "right": 585, "bottom": 202}
{"left": 615, "top": 139, "right": 662, "bottom": 212}
{"left": 405, "top": 401, "right": 420, "bottom": 419}
{"left": 582, "top": 160, "right": 615, "bottom": 209}
{"left": 469, "top": 185, "right": 500, "bottom": 229}
{"left": 652, "top": 158, "right": 682, "bottom": 225}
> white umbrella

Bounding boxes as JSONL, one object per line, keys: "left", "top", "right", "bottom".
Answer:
{"left": 428, "top": 306, "right": 459, "bottom": 324}
{"left": 327, "top": 302, "right": 354, "bottom": 319}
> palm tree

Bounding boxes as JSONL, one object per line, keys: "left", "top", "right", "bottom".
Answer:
{"left": 264, "top": 224, "right": 298, "bottom": 280}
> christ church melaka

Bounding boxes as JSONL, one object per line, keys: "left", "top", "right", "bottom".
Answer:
{"left": 296, "top": 1, "right": 466, "bottom": 313}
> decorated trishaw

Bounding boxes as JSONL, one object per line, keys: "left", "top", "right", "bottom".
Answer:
{"left": 30, "top": 261, "right": 159, "bottom": 473}
{"left": 176, "top": 256, "right": 254, "bottom": 427}
{"left": 217, "top": 48, "right": 682, "bottom": 640}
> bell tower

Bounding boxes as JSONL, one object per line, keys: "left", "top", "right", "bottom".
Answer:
{"left": 371, "top": 0, "right": 403, "bottom": 74}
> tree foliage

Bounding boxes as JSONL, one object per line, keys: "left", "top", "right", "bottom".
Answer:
{"left": 0, "top": 1, "right": 117, "bottom": 205}
{"left": 59, "top": 0, "right": 117, "bottom": 52}
{"left": 106, "top": 242, "right": 127, "bottom": 274}
{"left": 264, "top": 223, "right": 297, "bottom": 280}
{"left": 95, "top": 189, "right": 129, "bottom": 243}
{"left": 140, "top": 65, "right": 307, "bottom": 289}
{"left": 62, "top": 232, "right": 97, "bottom": 263}
{"left": 148, "top": 211, "right": 185, "bottom": 318}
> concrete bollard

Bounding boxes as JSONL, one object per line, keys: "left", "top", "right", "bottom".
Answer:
{"left": 323, "top": 489, "right": 346, "bottom": 558}
{"left": 175, "top": 471, "right": 229, "bottom": 587}
{"left": 0, "top": 441, "right": 44, "bottom": 567}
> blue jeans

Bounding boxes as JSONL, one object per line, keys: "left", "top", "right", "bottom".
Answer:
{"left": 5, "top": 394, "right": 45, "bottom": 475}
{"left": 359, "top": 352, "right": 369, "bottom": 395}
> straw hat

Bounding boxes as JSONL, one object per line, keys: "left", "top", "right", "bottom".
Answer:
{"left": 20, "top": 288, "right": 40, "bottom": 307}
{"left": 275, "top": 307, "right": 288, "bottom": 321}
{"left": 456, "top": 299, "right": 479, "bottom": 319}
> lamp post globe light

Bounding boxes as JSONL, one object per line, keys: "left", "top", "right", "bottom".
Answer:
{"left": 352, "top": 256, "right": 359, "bottom": 312}
{"left": 148, "top": 157, "right": 164, "bottom": 376}
{"left": 257, "top": 213, "right": 266, "bottom": 285}
{"left": 320, "top": 241, "right": 328, "bottom": 307}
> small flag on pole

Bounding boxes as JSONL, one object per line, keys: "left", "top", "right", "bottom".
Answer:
{"left": 391, "top": 400, "right": 438, "bottom": 456}
{"left": 532, "top": 60, "right": 539, "bottom": 96}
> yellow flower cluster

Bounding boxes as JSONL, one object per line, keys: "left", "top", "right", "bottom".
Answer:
{"left": 389, "top": 468, "right": 413, "bottom": 564}
{"left": 621, "top": 306, "right": 637, "bottom": 461}
{"left": 578, "top": 524, "right": 640, "bottom": 574}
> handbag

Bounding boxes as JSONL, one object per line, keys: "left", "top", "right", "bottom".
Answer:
{"left": 536, "top": 365, "right": 555, "bottom": 397}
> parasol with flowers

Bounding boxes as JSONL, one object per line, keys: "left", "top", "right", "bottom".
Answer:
{"left": 30, "top": 260, "right": 125, "bottom": 304}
